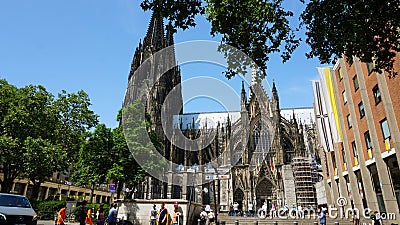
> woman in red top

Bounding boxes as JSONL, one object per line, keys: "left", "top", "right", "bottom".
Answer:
{"left": 57, "top": 206, "right": 67, "bottom": 225}
{"left": 85, "top": 208, "right": 93, "bottom": 225}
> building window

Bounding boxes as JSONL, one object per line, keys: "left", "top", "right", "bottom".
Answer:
{"left": 342, "top": 148, "right": 347, "bottom": 164}
{"left": 358, "top": 101, "right": 365, "bottom": 118}
{"left": 367, "top": 62, "right": 374, "bottom": 75}
{"left": 352, "top": 141, "right": 359, "bottom": 165}
{"left": 338, "top": 67, "right": 343, "bottom": 80}
{"left": 364, "top": 131, "right": 372, "bottom": 149}
{"left": 373, "top": 85, "right": 381, "bottom": 104}
{"left": 347, "top": 114, "right": 352, "bottom": 129}
{"left": 380, "top": 118, "right": 391, "bottom": 140}
{"left": 353, "top": 75, "right": 359, "bottom": 91}
{"left": 342, "top": 90, "right": 347, "bottom": 104}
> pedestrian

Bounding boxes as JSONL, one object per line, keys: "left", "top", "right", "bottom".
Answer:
{"left": 284, "top": 204, "right": 289, "bottom": 216}
{"left": 97, "top": 204, "right": 105, "bottom": 225}
{"left": 270, "top": 204, "right": 277, "bottom": 218}
{"left": 172, "top": 207, "right": 181, "bottom": 225}
{"left": 261, "top": 202, "right": 268, "bottom": 218}
{"left": 248, "top": 202, "right": 254, "bottom": 217}
{"left": 199, "top": 208, "right": 207, "bottom": 225}
{"left": 233, "top": 202, "right": 239, "bottom": 216}
{"left": 150, "top": 204, "right": 157, "bottom": 225}
{"left": 318, "top": 207, "right": 326, "bottom": 225}
{"left": 291, "top": 205, "right": 297, "bottom": 217}
{"left": 85, "top": 208, "right": 93, "bottom": 225}
{"left": 297, "top": 205, "right": 303, "bottom": 218}
{"left": 107, "top": 204, "right": 118, "bottom": 225}
{"left": 229, "top": 203, "right": 234, "bottom": 216}
{"left": 56, "top": 205, "right": 67, "bottom": 225}
{"left": 79, "top": 201, "right": 88, "bottom": 225}
{"left": 208, "top": 209, "right": 215, "bottom": 225}
{"left": 158, "top": 203, "right": 168, "bottom": 225}
{"left": 352, "top": 209, "right": 359, "bottom": 225}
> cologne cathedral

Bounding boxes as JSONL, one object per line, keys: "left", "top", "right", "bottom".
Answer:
{"left": 123, "top": 8, "right": 320, "bottom": 213}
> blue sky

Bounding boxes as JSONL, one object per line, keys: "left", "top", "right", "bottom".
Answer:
{"left": 0, "top": 0, "right": 325, "bottom": 128}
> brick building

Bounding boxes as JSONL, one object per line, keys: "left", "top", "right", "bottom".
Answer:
{"left": 312, "top": 54, "right": 400, "bottom": 221}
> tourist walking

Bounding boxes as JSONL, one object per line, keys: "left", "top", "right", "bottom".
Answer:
{"left": 85, "top": 208, "right": 93, "bottom": 225}
{"left": 208, "top": 209, "right": 215, "bottom": 225}
{"left": 233, "top": 202, "right": 239, "bottom": 216}
{"left": 96, "top": 204, "right": 105, "bottom": 225}
{"left": 107, "top": 204, "right": 118, "bottom": 225}
{"left": 79, "top": 201, "right": 88, "bottom": 225}
{"left": 200, "top": 208, "right": 207, "bottom": 225}
{"left": 172, "top": 208, "right": 181, "bottom": 225}
{"left": 158, "top": 203, "right": 168, "bottom": 225}
{"left": 56, "top": 205, "right": 67, "bottom": 225}
{"left": 150, "top": 204, "right": 157, "bottom": 225}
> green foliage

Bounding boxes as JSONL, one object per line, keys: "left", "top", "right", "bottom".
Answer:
{"left": 300, "top": 0, "right": 400, "bottom": 77}
{"left": 0, "top": 79, "right": 98, "bottom": 194}
{"left": 121, "top": 100, "right": 167, "bottom": 190}
{"left": 34, "top": 200, "right": 66, "bottom": 219}
{"left": 72, "top": 124, "right": 113, "bottom": 186}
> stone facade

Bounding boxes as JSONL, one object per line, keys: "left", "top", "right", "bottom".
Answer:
{"left": 124, "top": 9, "right": 321, "bottom": 214}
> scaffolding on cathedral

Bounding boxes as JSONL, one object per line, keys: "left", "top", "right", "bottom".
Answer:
{"left": 292, "top": 157, "right": 317, "bottom": 208}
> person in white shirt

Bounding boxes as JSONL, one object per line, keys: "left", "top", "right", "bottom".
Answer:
{"left": 261, "top": 202, "right": 268, "bottom": 218}
{"left": 233, "top": 202, "right": 239, "bottom": 216}
{"left": 248, "top": 202, "right": 254, "bottom": 217}
{"left": 297, "top": 205, "right": 303, "bottom": 218}
{"left": 200, "top": 208, "right": 208, "bottom": 225}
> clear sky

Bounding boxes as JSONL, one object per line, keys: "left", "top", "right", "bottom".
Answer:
{"left": 0, "top": 0, "right": 325, "bottom": 128}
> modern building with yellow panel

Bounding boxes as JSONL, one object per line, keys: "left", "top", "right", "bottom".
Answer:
{"left": 312, "top": 54, "right": 400, "bottom": 221}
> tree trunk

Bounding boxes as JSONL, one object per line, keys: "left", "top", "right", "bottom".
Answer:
{"left": 30, "top": 179, "right": 42, "bottom": 200}
{"left": 0, "top": 178, "right": 14, "bottom": 193}
{"left": 116, "top": 180, "right": 122, "bottom": 200}
{"left": 89, "top": 183, "right": 95, "bottom": 203}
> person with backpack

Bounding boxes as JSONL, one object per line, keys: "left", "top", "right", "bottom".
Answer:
{"left": 150, "top": 204, "right": 157, "bottom": 225}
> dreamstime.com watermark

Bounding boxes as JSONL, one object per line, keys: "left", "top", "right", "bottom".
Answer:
{"left": 254, "top": 197, "right": 396, "bottom": 220}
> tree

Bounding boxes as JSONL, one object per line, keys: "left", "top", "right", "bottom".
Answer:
{"left": 0, "top": 79, "right": 98, "bottom": 194}
{"left": 141, "top": 0, "right": 300, "bottom": 79}
{"left": 23, "top": 137, "right": 67, "bottom": 199}
{"left": 301, "top": 0, "right": 400, "bottom": 77}
{"left": 107, "top": 109, "right": 147, "bottom": 199}
{"left": 54, "top": 90, "right": 99, "bottom": 159}
{"left": 72, "top": 124, "right": 113, "bottom": 203}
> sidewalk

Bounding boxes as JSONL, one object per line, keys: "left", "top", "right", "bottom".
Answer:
{"left": 37, "top": 220, "right": 80, "bottom": 225}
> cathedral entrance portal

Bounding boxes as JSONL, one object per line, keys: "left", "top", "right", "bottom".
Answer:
{"left": 256, "top": 178, "right": 274, "bottom": 212}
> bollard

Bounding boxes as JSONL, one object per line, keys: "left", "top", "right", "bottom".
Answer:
{"left": 273, "top": 221, "right": 278, "bottom": 225}
{"left": 253, "top": 221, "right": 258, "bottom": 225}
{"left": 293, "top": 222, "right": 298, "bottom": 225}
{"left": 235, "top": 220, "right": 239, "bottom": 225}
{"left": 334, "top": 222, "right": 339, "bottom": 225}
{"left": 313, "top": 222, "right": 318, "bottom": 225}
{"left": 197, "top": 219, "right": 201, "bottom": 225}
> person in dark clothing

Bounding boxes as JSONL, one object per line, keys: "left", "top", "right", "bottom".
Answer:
{"left": 158, "top": 203, "right": 168, "bottom": 225}
{"left": 79, "top": 201, "right": 88, "bottom": 225}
